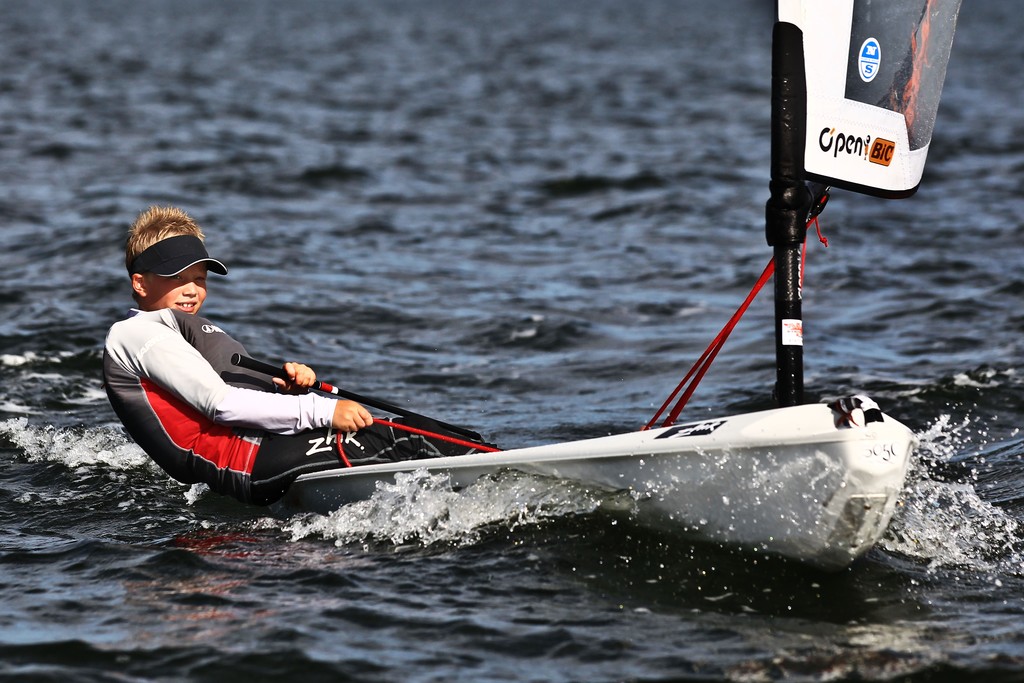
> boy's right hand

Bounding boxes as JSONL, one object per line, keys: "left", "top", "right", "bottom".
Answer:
{"left": 273, "top": 361, "right": 317, "bottom": 393}
{"left": 332, "top": 400, "right": 373, "bottom": 432}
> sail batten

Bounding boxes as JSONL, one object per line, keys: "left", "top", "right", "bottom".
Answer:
{"left": 779, "top": 0, "right": 961, "bottom": 198}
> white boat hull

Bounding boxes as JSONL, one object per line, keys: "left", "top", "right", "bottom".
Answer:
{"left": 272, "top": 402, "right": 915, "bottom": 571}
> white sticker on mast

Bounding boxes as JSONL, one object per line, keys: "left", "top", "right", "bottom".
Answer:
{"left": 776, "top": 0, "right": 962, "bottom": 199}
{"left": 781, "top": 319, "right": 804, "bottom": 347}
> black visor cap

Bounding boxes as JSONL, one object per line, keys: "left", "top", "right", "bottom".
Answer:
{"left": 128, "top": 235, "right": 228, "bottom": 276}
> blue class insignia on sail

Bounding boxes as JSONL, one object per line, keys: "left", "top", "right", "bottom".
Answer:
{"left": 858, "top": 37, "right": 881, "bottom": 82}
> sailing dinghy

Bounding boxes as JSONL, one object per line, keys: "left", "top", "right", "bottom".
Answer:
{"left": 269, "top": 0, "right": 962, "bottom": 571}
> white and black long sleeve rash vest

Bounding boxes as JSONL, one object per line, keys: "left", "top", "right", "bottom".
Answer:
{"left": 103, "top": 308, "right": 337, "bottom": 500}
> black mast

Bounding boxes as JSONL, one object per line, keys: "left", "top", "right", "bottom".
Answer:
{"left": 765, "top": 21, "right": 812, "bottom": 407}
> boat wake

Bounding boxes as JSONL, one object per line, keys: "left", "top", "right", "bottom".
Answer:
{"left": 880, "top": 413, "right": 1024, "bottom": 575}
{"left": 6, "top": 413, "right": 1024, "bottom": 576}
{"left": 275, "top": 469, "right": 625, "bottom": 549}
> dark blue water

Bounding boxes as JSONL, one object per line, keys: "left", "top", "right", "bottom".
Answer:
{"left": 2, "top": 1, "right": 1024, "bottom": 680}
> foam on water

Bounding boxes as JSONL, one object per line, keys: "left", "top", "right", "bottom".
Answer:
{"left": 882, "top": 413, "right": 1024, "bottom": 575}
{"left": 0, "top": 417, "right": 151, "bottom": 471}
{"left": 281, "top": 468, "right": 616, "bottom": 548}
{"left": 1, "top": 352, "right": 64, "bottom": 367}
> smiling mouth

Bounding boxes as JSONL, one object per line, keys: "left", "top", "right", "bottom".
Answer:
{"left": 176, "top": 302, "right": 198, "bottom": 312}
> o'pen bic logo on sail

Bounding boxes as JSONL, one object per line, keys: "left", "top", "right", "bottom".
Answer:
{"left": 818, "top": 127, "right": 896, "bottom": 168}
{"left": 858, "top": 37, "right": 881, "bottom": 82}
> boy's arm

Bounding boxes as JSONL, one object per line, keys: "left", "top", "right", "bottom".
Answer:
{"left": 213, "top": 386, "right": 339, "bottom": 434}
{"left": 107, "top": 315, "right": 351, "bottom": 433}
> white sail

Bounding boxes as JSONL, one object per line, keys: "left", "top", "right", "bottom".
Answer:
{"left": 778, "top": 0, "right": 961, "bottom": 198}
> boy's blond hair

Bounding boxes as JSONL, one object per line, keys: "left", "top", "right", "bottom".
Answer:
{"left": 125, "top": 206, "right": 206, "bottom": 272}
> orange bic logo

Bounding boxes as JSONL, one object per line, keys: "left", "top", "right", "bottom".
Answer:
{"left": 869, "top": 138, "right": 896, "bottom": 166}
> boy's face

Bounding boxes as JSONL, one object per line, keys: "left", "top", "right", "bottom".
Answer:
{"left": 132, "top": 263, "right": 209, "bottom": 314}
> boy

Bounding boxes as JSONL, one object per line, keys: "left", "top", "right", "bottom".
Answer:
{"left": 103, "top": 206, "right": 484, "bottom": 506}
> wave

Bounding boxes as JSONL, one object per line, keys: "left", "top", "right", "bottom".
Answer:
{"left": 0, "top": 417, "right": 150, "bottom": 472}
{"left": 465, "top": 314, "right": 595, "bottom": 352}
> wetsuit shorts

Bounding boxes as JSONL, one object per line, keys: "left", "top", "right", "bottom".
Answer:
{"left": 249, "top": 418, "right": 479, "bottom": 505}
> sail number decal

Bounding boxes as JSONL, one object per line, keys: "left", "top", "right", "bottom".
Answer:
{"left": 656, "top": 419, "right": 726, "bottom": 440}
{"left": 858, "top": 37, "right": 881, "bottom": 82}
{"left": 865, "top": 442, "right": 899, "bottom": 462}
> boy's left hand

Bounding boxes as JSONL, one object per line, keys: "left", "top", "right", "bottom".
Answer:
{"left": 273, "top": 362, "right": 317, "bottom": 393}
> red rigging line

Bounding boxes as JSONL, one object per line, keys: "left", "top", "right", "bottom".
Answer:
{"left": 645, "top": 214, "right": 829, "bottom": 430}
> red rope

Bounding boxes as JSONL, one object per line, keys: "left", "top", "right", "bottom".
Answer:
{"left": 644, "top": 215, "right": 828, "bottom": 430}
{"left": 373, "top": 417, "right": 502, "bottom": 453}
{"left": 334, "top": 433, "right": 354, "bottom": 467}
{"left": 643, "top": 259, "right": 774, "bottom": 430}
